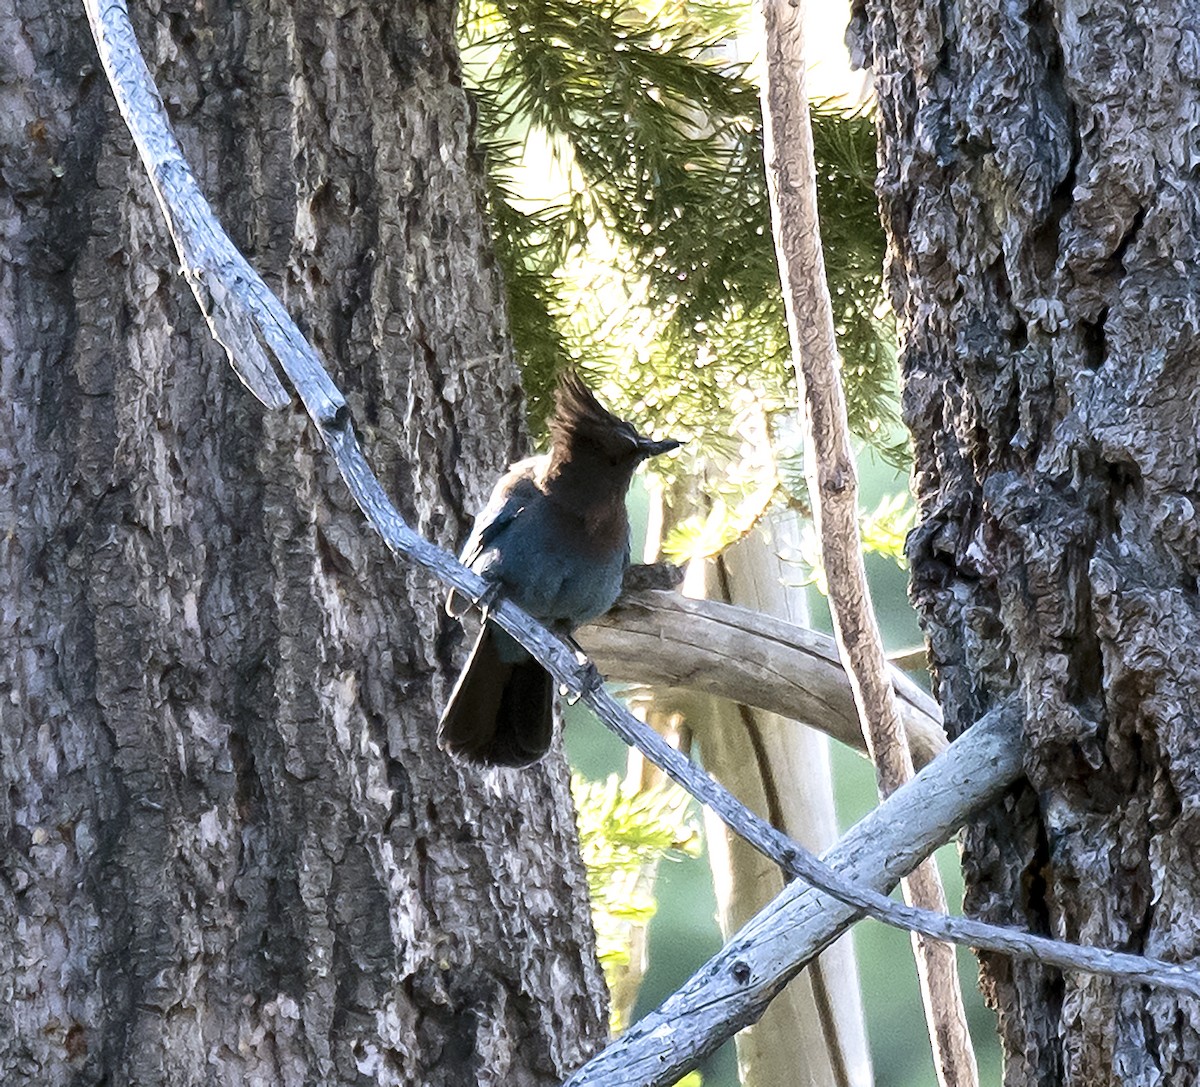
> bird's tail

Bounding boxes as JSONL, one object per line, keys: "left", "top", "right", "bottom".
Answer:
{"left": 438, "top": 623, "right": 555, "bottom": 767}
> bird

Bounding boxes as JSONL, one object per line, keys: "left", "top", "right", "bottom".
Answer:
{"left": 438, "top": 373, "right": 682, "bottom": 767}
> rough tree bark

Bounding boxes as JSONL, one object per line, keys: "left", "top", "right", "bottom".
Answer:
{"left": 0, "top": 1, "right": 606, "bottom": 1084}
{"left": 851, "top": 0, "right": 1200, "bottom": 1083}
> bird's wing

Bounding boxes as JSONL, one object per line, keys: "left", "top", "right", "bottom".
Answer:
{"left": 459, "top": 459, "right": 542, "bottom": 568}
{"left": 446, "top": 457, "right": 544, "bottom": 616}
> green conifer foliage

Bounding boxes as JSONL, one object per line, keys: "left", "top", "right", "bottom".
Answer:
{"left": 462, "top": 0, "right": 902, "bottom": 463}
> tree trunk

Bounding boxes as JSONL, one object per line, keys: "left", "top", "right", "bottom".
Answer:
{"left": 851, "top": 0, "right": 1200, "bottom": 1082}
{"left": 698, "top": 518, "right": 873, "bottom": 1087}
{"left": 0, "top": 1, "right": 606, "bottom": 1084}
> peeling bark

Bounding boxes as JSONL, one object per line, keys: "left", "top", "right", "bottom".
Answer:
{"left": 851, "top": 0, "right": 1200, "bottom": 1082}
{"left": 0, "top": 1, "right": 606, "bottom": 1083}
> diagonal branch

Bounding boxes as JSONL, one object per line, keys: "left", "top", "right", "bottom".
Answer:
{"left": 759, "top": 1, "right": 976, "bottom": 1083}
{"left": 84, "top": 0, "right": 1200, "bottom": 1042}
{"left": 565, "top": 705, "right": 1021, "bottom": 1087}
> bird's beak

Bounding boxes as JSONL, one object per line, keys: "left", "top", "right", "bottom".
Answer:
{"left": 636, "top": 436, "right": 684, "bottom": 459}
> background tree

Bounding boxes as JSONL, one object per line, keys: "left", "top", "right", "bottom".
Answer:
{"left": 0, "top": 1, "right": 607, "bottom": 1082}
{"left": 850, "top": 0, "right": 1200, "bottom": 1081}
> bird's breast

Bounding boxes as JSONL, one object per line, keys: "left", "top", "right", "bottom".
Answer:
{"left": 473, "top": 500, "right": 631, "bottom": 629}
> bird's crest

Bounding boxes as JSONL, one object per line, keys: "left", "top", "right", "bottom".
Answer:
{"left": 548, "top": 372, "right": 640, "bottom": 454}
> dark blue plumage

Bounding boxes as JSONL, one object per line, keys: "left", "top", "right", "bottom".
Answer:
{"left": 439, "top": 374, "right": 681, "bottom": 767}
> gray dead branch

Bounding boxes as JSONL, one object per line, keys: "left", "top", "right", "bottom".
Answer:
{"left": 566, "top": 706, "right": 1021, "bottom": 1087}
{"left": 582, "top": 590, "right": 947, "bottom": 768}
{"left": 82, "top": 6, "right": 1200, "bottom": 1085}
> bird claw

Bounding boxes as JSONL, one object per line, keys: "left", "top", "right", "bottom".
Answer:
{"left": 565, "top": 660, "right": 604, "bottom": 705}
{"left": 472, "top": 581, "right": 503, "bottom": 620}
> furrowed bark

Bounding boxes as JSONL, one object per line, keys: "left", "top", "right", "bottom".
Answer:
{"left": 851, "top": 0, "right": 1200, "bottom": 1080}
{"left": 2, "top": 2, "right": 606, "bottom": 1082}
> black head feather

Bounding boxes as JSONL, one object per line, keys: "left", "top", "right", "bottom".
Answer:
{"left": 548, "top": 372, "right": 641, "bottom": 456}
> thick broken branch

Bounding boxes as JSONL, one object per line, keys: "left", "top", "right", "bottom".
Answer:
{"left": 566, "top": 706, "right": 1021, "bottom": 1087}
{"left": 583, "top": 589, "right": 947, "bottom": 767}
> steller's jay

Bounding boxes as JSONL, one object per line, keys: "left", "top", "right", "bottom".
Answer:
{"left": 439, "top": 373, "right": 682, "bottom": 767}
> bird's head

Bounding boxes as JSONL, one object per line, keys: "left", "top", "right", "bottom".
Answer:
{"left": 548, "top": 372, "right": 682, "bottom": 475}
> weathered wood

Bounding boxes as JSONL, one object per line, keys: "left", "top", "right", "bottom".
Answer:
{"left": 322, "top": 430, "right": 1200, "bottom": 1001}
{"left": 696, "top": 526, "right": 873, "bottom": 1087}
{"left": 566, "top": 707, "right": 1021, "bottom": 1087}
{"left": 583, "top": 589, "right": 947, "bottom": 768}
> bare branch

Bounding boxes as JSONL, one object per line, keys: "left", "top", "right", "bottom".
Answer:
{"left": 83, "top": 0, "right": 343, "bottom": 421}
{"left": 582, "top": 589, "right": 947, "bottom": 768}
{"left": 759, "top": 0, "right": 976, "bottom": 1081}
{"left": 566, "top": 706, "right": 1019, "bottom": 1087}
{"left": 84, "top": 0, "right": 1200, "bottom": 1040}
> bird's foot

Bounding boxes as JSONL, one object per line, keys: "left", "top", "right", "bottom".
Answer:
{"left": 472, "top": 580, "right": 503, "bottom": 620}
{"left": 564, "top": 657, "right": 604, "bottom": 705}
